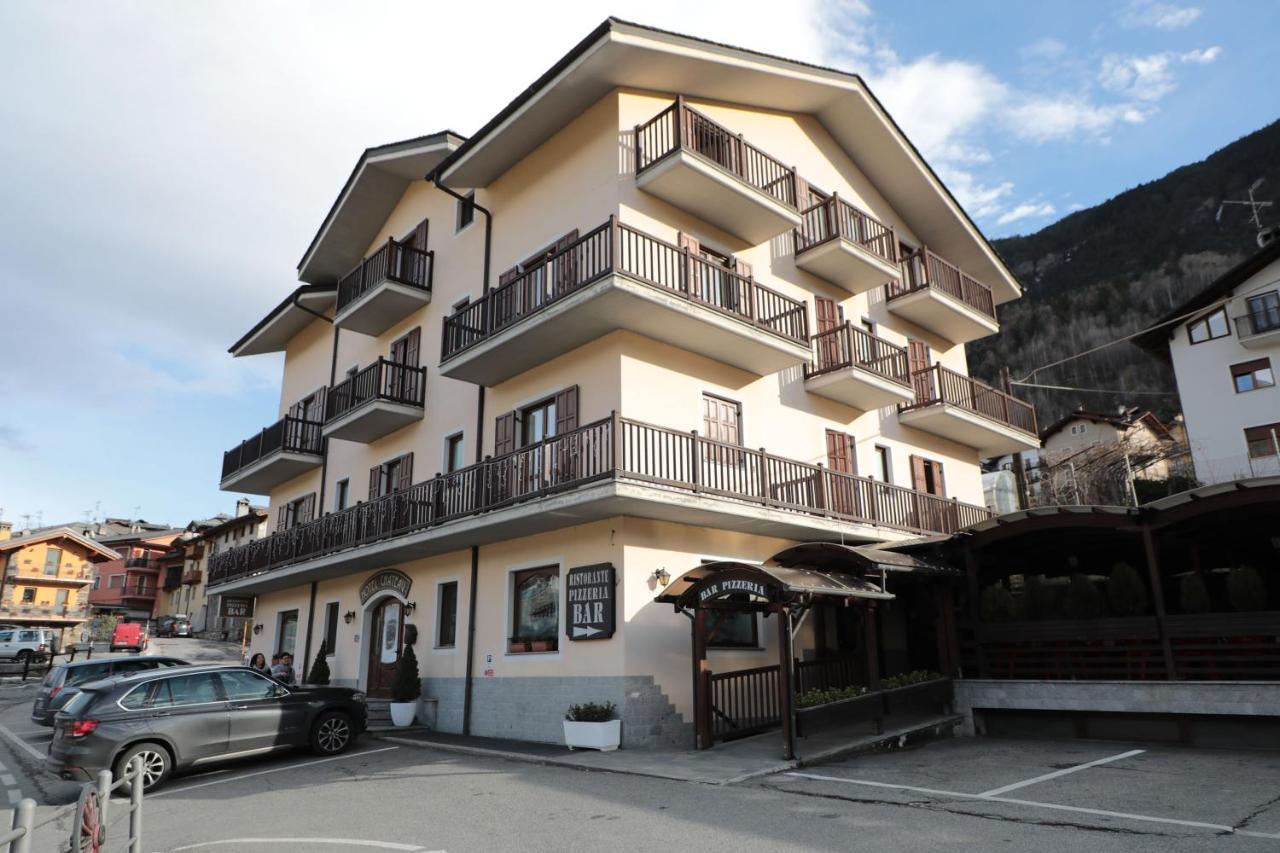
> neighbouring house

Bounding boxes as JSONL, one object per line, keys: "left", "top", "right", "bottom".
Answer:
{"left": 207, "top": 19, "right": 1037, "bottom": 747}
{"left": 0, "top": 522, "right": 116, "bottom": 645}
{"left": 89, "top": 524, "right": 182, "bottom": 621}
{"left": 190, "top": 501, "right": 267, "bottom": 638}
{"left": 159, "top": 513, "right": 229, "bottom": 628}
{"left": 1136, "top": 233, "right": 1280, "bottom": 485}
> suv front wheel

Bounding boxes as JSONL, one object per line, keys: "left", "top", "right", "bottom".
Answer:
{"left": 311, "top": 711, "right": 353, "bottom": 756}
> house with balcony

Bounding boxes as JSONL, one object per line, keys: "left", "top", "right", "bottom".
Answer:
{"left": 0, "top": 522, "right": 114, "bottom": 638}
{"left": 209, "top": 20, "right": 1036, "bottom": 746}
{"left": 1137, "top": 234, "right": 1280, "bottom": 485}
{"left": 89, "top": 527, "right": 181, "bottom": 621}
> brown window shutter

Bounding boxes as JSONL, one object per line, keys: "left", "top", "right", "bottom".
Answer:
{"left": 554, "top": 386, "right": 579, "bottom": 435}
{"left": 277, "top": 504, "right": 288, "bottom": 531}
{"left": 494, "top": 411, "right": 516, "bottom": 456}
{"left": 930, "top": 460, "right": 946, "bottom": 497}
{"left": 734, "top": 258, "right": 752, "bottom": 279}
{"left": 815, "top": 296, "right": 840, "bottom": 334}
{"left": 825, "top": 430, "right": 856, "bottom": 475}
{"left": 907, "top": 339, "right": 932, "bottom": 399}
{"left": 369, "top": 465, "right": 382, "bottom": 500}
{"left": 553, "top": 229, "right": 580, "bottom": 294}
{"left": 497, "top": 266, "right": 519, "bottom": 287}
{"left": 410, "top": 218, "right": 429, "bottom": 251}
{"left": 907, "top": 339, "right": 930, "bottom": 373}
{"left": 300, "top": 493, "right": 315, "bottom": 524}
{"left": 794, "top": 174, "right": 809, "bottom": 209}
{"left": 404, "top": 327, "right": 421, "bottom": 367}
{"left": 397, "top": 453, "right": 414, "bottom": 492}
{"left": 677, "top": 232, "right": 701, "bottom": 255}
{"left": 909, "top": 454, "right": 928, "bottom": 492}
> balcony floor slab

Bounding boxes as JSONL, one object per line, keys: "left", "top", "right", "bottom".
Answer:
{"left": 220, "top": 451, "right": 323, "bottom": 495}
{"left": 322, "top": 401, "right": 423, "bottom": 443}
{"left": 795, "top": 238, "right": 901, "bottom": 295}
{"left": 805, "top": 368, "right": 915, "bottom": 411}
{"left": 440, "top": 273, "right": 811, "bottom": 386}
{"left": 899, "top": 403, "right": 1039, "bottom": 457}
{"left": 1239, "top": 327, "right": 1280, "bottom": 350}
{"left": 334, "top": 280, "right": 431, "bottom": 337}
{"left": 886, "top": 288, "right": 998, "bottom": 345}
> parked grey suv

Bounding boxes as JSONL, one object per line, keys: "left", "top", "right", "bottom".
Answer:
{"left": 46, "top": 665, "right": 367, "bottom": 790}
{"left": 32, "top": 656, "right": 188, "bottom": 726}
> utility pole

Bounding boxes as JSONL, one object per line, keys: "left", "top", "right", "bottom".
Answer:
{"left": 1001, "top": 367, "right": 1031, "bottom": 510}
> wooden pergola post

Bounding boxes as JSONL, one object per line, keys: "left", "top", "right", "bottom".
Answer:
{"left": 1141, "top": 523, "right": 1177, "bottom": 680}
{"left": 778, "top": 606, "right": 796, "bottom": 761}
{"left": 963, "top": 546, "right": 988, "bottom": 678}
{"left": 692, "top": 605, "right": 711, "bottom": 749}
{"left": 864, "top": 602, "right": 881, "bottom": 691}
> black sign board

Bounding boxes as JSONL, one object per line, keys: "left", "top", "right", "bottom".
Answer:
{"left": 359, "top": 569, "right": 412, "bottom": 604}
{"left": 219, "top": 596, "right": 255, "bottom": 619}
{"left": 566, "top": 563, "right": 616, "bottom": 641}
{"left": 697, "top": 578, "right": 774, "bottom": 604}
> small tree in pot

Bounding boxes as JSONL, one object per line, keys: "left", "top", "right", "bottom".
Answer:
{"left": 563, "top": 701, "right": 620, "bottom": 752}
{"left": 389, "top": 644, "right": 421, "bottom": 727}
{"left": 307, "top": 642, "right": 331, "bottom": 685}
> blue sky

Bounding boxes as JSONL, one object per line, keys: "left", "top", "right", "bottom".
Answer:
{"left": 1, "top": 0, "right": 1276, "bottom": 527}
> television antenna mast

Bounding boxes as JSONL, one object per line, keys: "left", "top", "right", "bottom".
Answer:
{"left": 1216, "top": 178, "right": 1273, "bottom": 230}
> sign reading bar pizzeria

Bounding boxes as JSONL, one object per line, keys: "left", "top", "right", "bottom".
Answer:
{"left": 359, "top": 569, "right": 412, "bottom": 604}
{"left": 566, "top": 563, "right": 616, "bottom": 641}
{"left": 218, "top": 596, "right": 255, "bottom": 619}
{"left": 698, "top": 577, "right": 773, "bottom": 603}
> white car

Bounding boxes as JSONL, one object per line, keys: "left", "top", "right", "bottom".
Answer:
{"left": 0, "top": 628, "right": 58, "bottom": 661}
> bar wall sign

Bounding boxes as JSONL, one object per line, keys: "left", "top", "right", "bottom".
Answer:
{"left": 566, "top": 563, "right": 616, "bottom": 640}
{"left": 219, "top": 596, "right": 255, "bottom": 619}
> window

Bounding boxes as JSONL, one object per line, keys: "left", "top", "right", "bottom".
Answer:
{"left": 150, "top": 673, "right": 221, "bottom": 707}
{"left": 92, "top": 576, "right": 100, "bottom": 590}
{"left": 323, "top": 602, "right": 339, "bottom": 656}
{"left": 1232, "top": 358, "right": 1275, "bottom": 394}
{"left": 118, "top": 685, "right": 151, "bottom": 711}
{"left": 456, "top": 191, "right": 476, "bottom": 232}
{"left": 279, "top": 493, "right": 315, "bottom": 530}
{"left": 334, "top": 479, "right": 350, "bottom": 512}
{"left": 1246, "top": 291, "right": 1280, "bottom": 334}
{"left": 520, "top": 398, "right": 557, "bottom": 447}
{"left": 218, "top": 670, "right": 278, "bottom": 700}
{"left": 911, "top": 455, "right": 946, "bottom": 497}
{"left": 43, "top": 547, "right": 61, "bottom": 575}
{"left": 860, "top": 318, "right": 875, "bottom": 337}
{"left": 437, "top": 581, "right": 458, "bottom": 648}
{"left": 0, "top": 631, "right": 11, "bottom": 643}
{"left": 21, "top": 589, "right": 35, "bottom": 603}
{"left": 369, "top": 454, "right": 412, "bottom": 499}
{"left": 874, "top": 446, "right": 892, "bottom": 483}
{"left": 1245, "top": 423, "right": 1280, "bottom": 459}
{"left": 1187, "top": 307, "right": 1230, "bottom": 344}
{"left": 510, "top": 566, "right": 558, "bottom": 651}
{"left": 445, "top": 433, "right": 465, "bottom": 473}
{"left": 701, "top": 608, "right": 759, "bottom": 649}
{"left": 702, "top": 393, "right": 743, "bottom": 465}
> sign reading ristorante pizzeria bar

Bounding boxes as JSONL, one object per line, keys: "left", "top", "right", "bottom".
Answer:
{"left": 359, "top": 569, "right": 412, "bottom": 604}
{"left": 566, "top": 563, "right": 616, "bottom": 640}
{"left": 218, "top": 596, "right": 255, "bottom": 618}
{"left": 698, "top": 578, "right": 773, "bottom": 603}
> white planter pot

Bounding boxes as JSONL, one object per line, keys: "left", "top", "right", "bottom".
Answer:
{"left": 563, "top": 719, "right": 621, "bottom": 751}
{"left": 389, "top": 701, "right": 417, "bottom": 727}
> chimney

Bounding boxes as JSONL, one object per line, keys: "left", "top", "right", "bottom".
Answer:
{"left": 0, "top": 522, "right": 11, "bottom": 542}
{"left": 235, "top": 498, "right": 251, "bottom": 518}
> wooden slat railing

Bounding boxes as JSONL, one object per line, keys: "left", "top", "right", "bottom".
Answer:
{"left": 888, "top": 247, "right": 996, "bottom": 320}
{"left": 709, "top": 664, "right": 782, "bottom": 741}
{"left": 795, "top": 656, "right": 862, "bottom": 695}
{"left": 210, "top": 414, "right": 993, "bottom": 589}
{"left": 440, "top": 217, "right": 809, "bottom": 361}
{"left": 795, "top": 194, "right": 897, "bottom": 263}
{"left": 806, "top": 322, "right": 910, "bottom": 386}
{"left": 635, "top": 98, "right": 798, "bottom": 208}
{"left": 900, "top": 364, "right": 1037, "bottom": 436}
{"left": 221, "top": 415, "right": 324, "bottom": 480}
{"left": 325, "top": 358, "right": 427, "bottom": 423}
{"left": 336, "top": 238, "right": 433, "bottom": 314}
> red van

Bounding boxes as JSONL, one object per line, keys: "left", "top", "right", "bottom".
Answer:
{"left": 109, "top": 622, "right": 148, "bottom": 653}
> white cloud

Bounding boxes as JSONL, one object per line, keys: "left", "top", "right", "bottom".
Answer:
{"left": 996, "top": 201, "right": 1058, "bottom": 226}
{"left": 1099, "top": 47, "right": 1223, "bottom": 102}
{"left": 1021, "top": 37, "right": 1068, "bottom": 61}
{"left": 1182, "top": 45, "right": 1222, "bottom": 64}
{"left": 1121, "top": 0, "right": 1202, "bottom": 30}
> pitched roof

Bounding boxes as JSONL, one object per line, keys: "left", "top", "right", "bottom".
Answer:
{"left": 0, "top": 527, "right": 120, "bottom": 561}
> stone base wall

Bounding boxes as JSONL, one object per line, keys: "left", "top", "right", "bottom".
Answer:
{"left": 955, "top": 678, "right": 1280, "bottom": 736}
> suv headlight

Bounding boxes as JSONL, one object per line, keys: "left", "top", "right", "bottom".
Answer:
{"left": 351, "top": 691, "right": 367, "bottom": 704}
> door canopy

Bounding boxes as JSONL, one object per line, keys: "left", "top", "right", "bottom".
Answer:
{"left": 657, "top": 558, "right": 893, "bottom": 614}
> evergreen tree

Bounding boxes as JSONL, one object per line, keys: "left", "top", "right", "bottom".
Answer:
{"left": 391, "top": 644, "right": 421, "bottom": 703}
{"left": 307, "top": 642, "right": 331, "bottom": 685}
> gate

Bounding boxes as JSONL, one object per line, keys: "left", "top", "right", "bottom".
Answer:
{"left": 0, "top": 756, "right": 144, "bottom": 853}
{"left": 707, "top": 664, "right": 782, "bottom": 742}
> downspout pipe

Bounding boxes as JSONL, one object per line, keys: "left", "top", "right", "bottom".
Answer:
{"left": 428, "top": 169, "right": 492, "bottom": 736}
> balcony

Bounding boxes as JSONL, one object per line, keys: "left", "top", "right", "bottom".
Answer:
{"left": 163, "top": 570, "right": 183, "bottom": 592}
{"left": 208, "top": 413, "right": 992, "bottom": 594}
{"left": 124, "top": 557, "right": 156, "bottom": 570}
{"left": 898, "top": 365, "right": 1038, "bottom": 456}
{"left": 1235, "top": 305, "right": 1280, "bottom": 349}
{"left": 183, "top": 569, "right": 203, "bottom": 586}
{"left": 440, "top": 218, "right": 811, "bottom": 386}
{"left": 322, "top": 358, "right": 426, "bottom": 443}
{"left": 0, "top": 603, "right": 87, "bottom": 623}
{"left": 5, "top": 568, "right": 93, "bottom": 586}
{"left": 89, "top": 582, "right": 159, "bottom": 607}
{"left": 805, "top": 323, "right": 914, "bottom": 410}
{"left": 795, "top": 194, "right": 902, "bottom": 295}
{"left": 221, "top": 414, "right": 325, "bottom": 494}
{"left": 635, "top": 98, "right": 802, "bottom": 244}
{"left": 333, "top": 238, "right": 433, "bottom": 337}
{"left": 886, "top": 249, "right": 998, "bottom": 344}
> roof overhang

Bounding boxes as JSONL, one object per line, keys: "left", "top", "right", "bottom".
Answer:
{"left": 229, "top": 285, "right": 335, "bottom": 357}
{"left": 298, "top": 131, "right": 465, "bottom": 285}
{"left": 436, "top": 18, "right": 1020, "bottom": 303}
{"left": 0, "top": 528, "right": 120, "bottom": 561}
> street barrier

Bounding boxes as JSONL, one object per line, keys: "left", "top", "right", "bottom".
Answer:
{"left": 0, "top": 756, "right": 144, "bottom": 852}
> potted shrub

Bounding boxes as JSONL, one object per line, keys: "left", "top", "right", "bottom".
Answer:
{"left": 306, "top": 642, "right": 331, "bottom": 685}
{"left": 509, "top": 636, "right": 531, "bottom": 654}
{"left": 793, "top": 685, "right": 885, "bottom": 737}
{"left": 563, "top": 701, "right": 620, "bottom": 751}
{"left": 389, "top": 644, "right": 420, "bottom": 727}
{"left": 880, "top": 670, "right": 953, "bottom": 714}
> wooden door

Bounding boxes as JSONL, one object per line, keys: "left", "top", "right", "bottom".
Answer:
{"left": 366, "top": 598, "right": 403, "bottom": 698}
{"left": 825, "top": 430, "right": 857, "bottom": 516}
{"left": 907, "top": 339, "right": 932, "bottom": 401}
{"left": 814, "top": 297, "right": 842, "bottom": 369}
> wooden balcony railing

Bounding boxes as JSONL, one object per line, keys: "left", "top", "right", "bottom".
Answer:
{"left": 182, "top": 569, "right": 203, "bottom": 586}
{"left": 900, "top": 364, "right": 1037, "bottom": 436}
{"left": 806, "top": 323, "right": 910, "bottom": 386}
{"left": 0, "top": 603, "right": 85, "bottom": 619}
{"left": 888, "top": 248, "right": 996, "bottom": 320}
{"left": 1235, "top": 305, "right": 1280, "bottom": 338}
{"left": 440, "top": 217, "right": 809, "bottom": 360}
{"left": 795, "top": 194, "right": 898, "bottom": 263}
{"left": 209, "top": 414, "right": 993, "bottom": 588}
{"left": 325, "top": 358, "right": 426, "bottom": 423}
{"left": 123, "top": 557, "right": 155, "bottom": 570}
{"left": 222, "top": 415, "right": 324, "bottom": 480}
{"left": 635, "top": 97, "right": 799, "bottom": 209}
{"left": 336, "top": 237, "right": 433, "bottom": 314}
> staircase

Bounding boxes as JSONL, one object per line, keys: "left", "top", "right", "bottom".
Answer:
{"left": 366, "top": 699, "right": 393, "bottom": 729}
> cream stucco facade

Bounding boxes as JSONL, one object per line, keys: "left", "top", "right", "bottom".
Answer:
{"left": 210, "top": 22, "right": 1033, "bottom": 748}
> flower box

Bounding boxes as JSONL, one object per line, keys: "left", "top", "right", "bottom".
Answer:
{"left": 794, "top": 690, "right": 885, "bottom": 738}
{"left": 564, "top": 720, "right": 621, "bottom": 751}
{"left": 530, "top": 639, "right": 556, "bottom": 653}
{"left": 509, "top": 641, "right": 531, "bottom": 653}
{"left": 881, "top": 677, "right": 953, "bottom": 714}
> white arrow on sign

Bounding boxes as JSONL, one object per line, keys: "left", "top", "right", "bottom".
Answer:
{"left": 572, "top": 625, "right": 603, "bottom": 639}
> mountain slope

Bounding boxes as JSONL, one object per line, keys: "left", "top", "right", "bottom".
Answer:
{"left": 969, "top": 119, "right": 1280, "bottom": 425}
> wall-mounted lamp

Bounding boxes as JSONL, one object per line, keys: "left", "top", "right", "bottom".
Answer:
{"left": 651, "top": 568, "right": 671, "bottom": 587}
{"left": 404, "top": 601, "right": 417, "bottom": 614}
{"left": 252, "top": 624, "right": 263, "bottom": 636}
{"left": 343, "top": 610, "right": 357, "bottom": 624}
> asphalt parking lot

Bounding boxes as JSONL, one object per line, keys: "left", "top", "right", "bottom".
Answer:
{"left": 763, "top": 735, "right": 1280, "bottom": 843}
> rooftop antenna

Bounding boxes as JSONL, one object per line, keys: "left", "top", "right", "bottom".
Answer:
{"left": 19, "top": 513, "right": 31, "bottom": 530}
{"left": 1216, "top": 178, "right": 1273, "bottom": 231}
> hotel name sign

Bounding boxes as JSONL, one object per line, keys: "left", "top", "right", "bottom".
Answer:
{"left": 360, "top": 569, "right": 412, "bottom": 604}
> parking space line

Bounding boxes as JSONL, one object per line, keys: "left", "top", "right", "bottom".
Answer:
{"left": 0, "top": 722, "right": 47, "bottom": 763}
{"left": 977, "top": 749, "right": 1145, "bottom": 797}
{"left": 784, "top": 770, "right": 1278, "bottom": 837}
{"left": 150, "top": 746, "right": 400, "bottom": 798}
{"left": 166, "top": 839, "right": 444, "bottom": 851}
